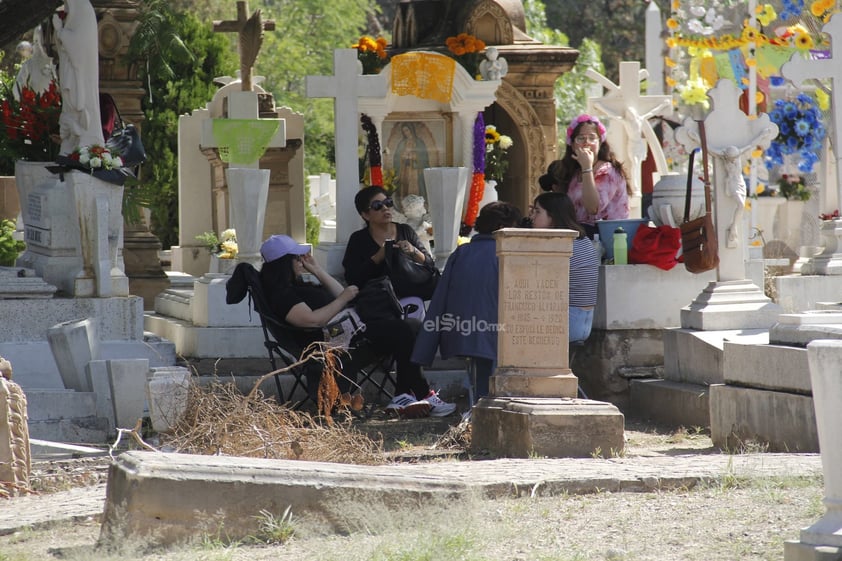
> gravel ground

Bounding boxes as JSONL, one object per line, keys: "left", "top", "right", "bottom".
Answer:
{"left": 0, "top": 419, "right": 825, "bottom": 561}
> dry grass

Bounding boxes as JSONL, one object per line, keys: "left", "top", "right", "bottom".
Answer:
{"left": 156, "top": 344, "right": 386, "bottom": 465}
{"left": 160, "top": 381, "right": 385, "bottom": 465}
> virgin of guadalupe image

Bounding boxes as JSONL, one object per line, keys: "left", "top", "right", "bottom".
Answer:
{"left": 392, "top": 122, "right": 430, "bottom": 201}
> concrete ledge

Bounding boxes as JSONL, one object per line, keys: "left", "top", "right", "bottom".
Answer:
{"left": 709, "top": 384, "right": 818, "bottom": 452}
{"left": 0, "top": 296, "right": 143, "bottom": 341}
{"left": 775, "top": 274, "right": 842, "bottom": 314}
{"left": 27, "top": 417, "right": 109, "bottom": 443}
{"left": 723, "top": 341, "right": 810, "bottom": 393}
{"left": 629, "top": 378, "right": 709, "bottom": 428}
{"left": 99, "top": 450, "right": 822, "bottom": 547}
{"left": 143, "top": 314, "right": 266, "bottom": 358}
{"left": 663, "top": 328, "right": 769, "bottom": 386}
{"left": 102, "top": 451, "right": 470, "bottom": 546}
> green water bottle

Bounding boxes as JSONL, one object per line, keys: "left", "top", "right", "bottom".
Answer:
{"left": 613, "top": 227, "right": 627, "bottom": 265}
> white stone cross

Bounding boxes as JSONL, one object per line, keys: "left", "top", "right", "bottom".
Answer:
{"left": 306, "top": 49, "right": 388, "bottom": 245}
{"left": 781, "top": 13, "right": 842, "bottom": 217}
{"left": 676, "top": 79, "right": 778, "bottom": 282}
{"left": 587, "top": 61, "right": 673, "bottom": 197}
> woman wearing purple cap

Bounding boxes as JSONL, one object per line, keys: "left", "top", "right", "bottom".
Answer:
{"left": 540, "top": 114, "right": 630, "bottom": 238}
{"left": 259, "top": 235, "right": 456, "bottom": 418}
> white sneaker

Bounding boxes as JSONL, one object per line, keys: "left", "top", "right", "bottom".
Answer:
{"left": 423, "top": 390, "right": 457, "bottom": 417}
{"left": 386, "top": 393, "right": 430, "bottom": 419}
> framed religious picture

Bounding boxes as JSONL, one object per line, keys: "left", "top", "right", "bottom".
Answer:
{"left": 382, "top": 113, "right": 451, "bottom": 209}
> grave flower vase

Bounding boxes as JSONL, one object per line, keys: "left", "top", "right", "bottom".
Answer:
{"left": 774, "top": 199, "right": 805, "bottom": 254}
{"left": 227, "top": 167, "right": 269, "bottom": 268}
{"left": 423, "top": 166, "right": 468, "bottom": 268}
{"left": 478, "top": 179, "right": 498, "bottom": 210}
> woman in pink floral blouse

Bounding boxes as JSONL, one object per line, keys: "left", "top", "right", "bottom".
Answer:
{"left": 542, "top": 114, "right": 631, "bottom": 239}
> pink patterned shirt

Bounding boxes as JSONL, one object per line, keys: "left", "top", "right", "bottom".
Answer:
{"left": 566, "top": 162, "right": 629, "bottom": 226}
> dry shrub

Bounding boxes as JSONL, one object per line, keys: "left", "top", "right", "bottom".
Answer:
{"left": 161, "top": 346, "right": 385, "bottom": 465}
{"left": 433, "top": 414, "right": 471, "bottom": 450}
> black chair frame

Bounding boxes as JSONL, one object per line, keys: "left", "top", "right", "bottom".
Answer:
{"left": 227, "top": 263, "right": 397, "bottom": 407}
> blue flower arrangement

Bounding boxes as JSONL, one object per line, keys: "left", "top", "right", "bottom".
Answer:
{"left": 765, "top": 92, "right": 825, "bottom": 174}
{"left": 779, "top": 0, "right": 805, "bottom": 21}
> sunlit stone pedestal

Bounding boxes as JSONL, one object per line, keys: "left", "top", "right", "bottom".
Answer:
{"left": 785, "top": 340, "right": 842, "bottom": 560}
{"left": 470, "top": 229, "right": 624, "bottom": 458}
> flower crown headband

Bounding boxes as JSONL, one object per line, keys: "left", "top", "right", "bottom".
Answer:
{"left": 565, "top": 114, "right": 607, "bottom": 145}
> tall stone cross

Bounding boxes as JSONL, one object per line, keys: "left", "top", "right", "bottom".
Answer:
{"left": 213, "top": 1, "right": 275, "bottom": 92}
{"left": 782, "top": 13, "right": 842, "bottom": 223}
{"left": 586, "top": 61, "right": 673, "bottom": 198}
{"left": 306, "top": 49, "right": 387, "bottom": 245}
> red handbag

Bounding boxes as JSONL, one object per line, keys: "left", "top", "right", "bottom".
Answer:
{"left": 629, "top": 224, "right": 681, "bottom": 270}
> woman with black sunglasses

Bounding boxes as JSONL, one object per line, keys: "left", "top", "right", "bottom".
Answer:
{"left": 342, "top": 185, "right": 436, "bottom": 296}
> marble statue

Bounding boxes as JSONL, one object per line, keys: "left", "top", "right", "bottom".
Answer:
{"left": 53, "top": 0, "right": 104, "bottom": 154}
{"left": 714, "top": 144, "right": 748, "bottom": 248}
{"left": 396, "top": 194, "right": 433, "bottom": 254}
{"left": 480, "top": 47, "right": 508, "bottom": 81}
{"left": 13, "top": 26, "right": 56, "bottom": 99}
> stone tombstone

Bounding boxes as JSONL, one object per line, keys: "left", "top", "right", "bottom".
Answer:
{"left": 172, "top": 85, "right": 304, "bottom": 278}
{"left": 471, "top": 227, "right": 625, "bottom": 458}
{"left": 492, "top": 227, "right": 578, "bottom": 398}
{"left": 15, "top": 162, "right": 82, "bottom": 295}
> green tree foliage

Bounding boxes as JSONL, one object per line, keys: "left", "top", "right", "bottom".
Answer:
{"left": 158, "top": 1, "right": 379, "bottom": 246}
{"left": 523, "top": 0, "right": 604, "bottom": 152}
{"left": 544, "top": 0, "right": 647, "bottom": 83}
{"left": 128, "top": 0, "right": 237, "bottom": 249}
{"left": 254, "top": 0, "right": 381, "bottom": 176}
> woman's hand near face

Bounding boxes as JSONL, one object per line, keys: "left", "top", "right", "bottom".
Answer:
{"left": 299, "top": 253, "right": 321, "bottom": 273}
{"left": 573, "top": 144, "right": 595, "bottom": 169}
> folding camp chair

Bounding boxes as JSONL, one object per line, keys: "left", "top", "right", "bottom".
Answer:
{"left": 226, "top": 262, "right": 397, "bottom": 407}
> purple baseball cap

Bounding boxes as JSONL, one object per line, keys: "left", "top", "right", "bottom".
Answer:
{"left": 260, "top": 235, "right": 311, "bottom": 262}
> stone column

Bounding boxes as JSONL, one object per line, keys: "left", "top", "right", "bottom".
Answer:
{"left": 471, "top": 228, "right": 625, "bottom": 458}
{"left": 786, "top": 339, "right": 842, "bottom": 559}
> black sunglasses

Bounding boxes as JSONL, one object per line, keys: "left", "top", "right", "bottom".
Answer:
{"left": 368, "top": 198, "right": 394, "bottom": 211}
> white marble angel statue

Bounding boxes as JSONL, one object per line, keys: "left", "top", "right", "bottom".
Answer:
{"left": 53, "top": 0, "right": 104, "bottom": 154}
{"left": 480, "top": 47, "right": 508, "bottom": 81}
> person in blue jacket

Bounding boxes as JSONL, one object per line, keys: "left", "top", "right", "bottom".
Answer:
{"left": 410, "top": 201, "right": 522, "bottom": 398}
